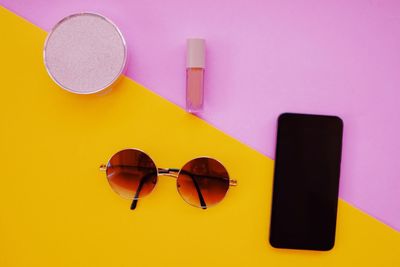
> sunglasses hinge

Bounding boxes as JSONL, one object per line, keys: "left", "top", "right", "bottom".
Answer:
{"left": 99, "top": 164, "right": 107, "bottom": 172}
{"left": 229, "top": 179, "right": 238, "bottom": 186}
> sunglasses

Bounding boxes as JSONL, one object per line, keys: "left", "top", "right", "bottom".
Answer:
{"left": 100, "top": 148, "right": 237, "bottom": 210}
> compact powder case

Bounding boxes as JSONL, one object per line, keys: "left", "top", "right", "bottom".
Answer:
{"left": 44, "top": 13, "right": 127, "bottom": 94}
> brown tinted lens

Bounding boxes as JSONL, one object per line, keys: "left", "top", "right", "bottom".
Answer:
{"left": 106, "top": 149, "right": 157, "bottom": 199}
{"left": 177, "top": 157, "right": 230, "bottom": 208}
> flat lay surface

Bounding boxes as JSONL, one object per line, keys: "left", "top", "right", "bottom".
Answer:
{"left": 0, "top": 1, "right": 400, "bottom": 266}
{"left": 1, "top": 8, "right": 400, "bottom": 266}
{"left": 2, "top": 0, "right": 399, "bottom": 231}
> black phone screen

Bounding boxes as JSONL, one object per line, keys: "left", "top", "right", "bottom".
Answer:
{"left": 269, "top": 113, "right": 343, "bottom": 251}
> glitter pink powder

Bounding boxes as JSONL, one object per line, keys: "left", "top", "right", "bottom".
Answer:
{"left": 44, "top": 13, "right": 126, "bottom": 94}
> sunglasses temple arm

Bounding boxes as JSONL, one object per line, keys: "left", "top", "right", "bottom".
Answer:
{"left": 130, "top": 169, "right": 207, "bottom": 210}
{"left": 130, "top": 183, "right": 143, "bottom": 210}
{"left": 193, "top": 178, "right": 207, "bottom": 209}
{"left": 179, "top": 170, "right": 207, "bottom": 209}
{"left": 161, "top": 169, "right": 207, "bottom": 209}
{"left": 130, "top": 173, "right": 155, "bottom": 210}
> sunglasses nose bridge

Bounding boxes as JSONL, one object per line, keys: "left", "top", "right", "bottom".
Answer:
{"left": 157, "top": 168, "right": 179, "bottom": 178}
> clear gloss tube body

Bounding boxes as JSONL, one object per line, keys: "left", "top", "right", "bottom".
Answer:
{"left": 186, "top": 67, "right": 204, "bottom": 112}
{"left": 186, "top": 39, "right": 205, "bottom": 113}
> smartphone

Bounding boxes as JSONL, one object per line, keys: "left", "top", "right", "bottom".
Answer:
{"left": 269, "top": 113, "right": 343, "bottom": 251}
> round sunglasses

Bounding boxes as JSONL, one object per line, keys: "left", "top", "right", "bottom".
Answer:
{"left": 100, "top": 148, "right": 237, "bottom": 209}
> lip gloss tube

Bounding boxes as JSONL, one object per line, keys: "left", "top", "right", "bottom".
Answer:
{"left": 186, "top": 38, "right": 205, "bottom": 113}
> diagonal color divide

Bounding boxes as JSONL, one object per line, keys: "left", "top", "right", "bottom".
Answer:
{"left": 0, "top": 7, "right": 399, "bottom": 266}
{"left": 1, "top": 0, "right": 399, "bottom": 231}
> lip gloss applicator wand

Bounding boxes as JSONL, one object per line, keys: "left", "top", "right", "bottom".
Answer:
{"left": 186, "top": 38, "right": 205, "bottom": 113}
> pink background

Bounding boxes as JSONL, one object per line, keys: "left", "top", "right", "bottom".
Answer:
{"left": 2, "top": 0, "right": 399, "bottom": 230}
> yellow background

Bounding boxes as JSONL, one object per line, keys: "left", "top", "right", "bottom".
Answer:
{"left": 1, "top": 7, "right": 399, "bottom": 266}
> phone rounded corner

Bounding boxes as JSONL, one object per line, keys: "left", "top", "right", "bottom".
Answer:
{"left": 332, "top": 116, "right": 344, "bottom": 129}
{"left": 268, "top": 236, "right": 280, "bottom": 249}
{"left": 321, "top": 241, "right": 335, "bottom": 251}
{"left": 278, "top": 112, "right": 291, "bottom": 123}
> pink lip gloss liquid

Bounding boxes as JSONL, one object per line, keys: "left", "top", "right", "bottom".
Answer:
{"left": 186, "top": 38, "right": 205, "bottom": 113}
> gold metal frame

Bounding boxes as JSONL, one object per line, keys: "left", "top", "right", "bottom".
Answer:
{"left": 100, "top": 164, "right": 238, "bottom": 186}
{"left": 99, "top": 148, "right": 237, "bottom": 209}
{"left": 99, "top": 150, "right": 238, "bottom": 186}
